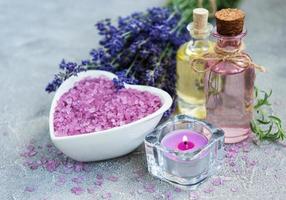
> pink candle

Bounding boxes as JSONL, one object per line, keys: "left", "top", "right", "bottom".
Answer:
{"left": 161, "top": 129, "right": 208, "bottom": 152}
{"left": 160, "top": 129, "right": 209, "bottom": 178}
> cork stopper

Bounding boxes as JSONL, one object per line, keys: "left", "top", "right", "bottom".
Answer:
{"left": 215, "top": 8, "right": 245, "bottom": 36}
{"left": 193, "top": 8, "right": 209, "bottom": 31}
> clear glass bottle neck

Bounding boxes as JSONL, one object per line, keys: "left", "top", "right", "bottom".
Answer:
{"left": 187, "top": 35, "right": 211, "bottom": 53}
{"left": 213, "top": 29, "right": 247, "bottom": 51}
{"left": 216, "top": 38, "right": 242, "bottom": 50}
{"left": 186, "top": 22, "right": 213, "bottom": 54}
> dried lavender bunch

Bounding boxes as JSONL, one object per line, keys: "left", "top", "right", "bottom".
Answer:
{"left": 46, "top": 7, "right": 189, "bottom": 111}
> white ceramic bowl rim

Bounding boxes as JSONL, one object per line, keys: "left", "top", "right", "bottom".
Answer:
{"left": 49, "top": 70, "right": 173, "bottom": 141}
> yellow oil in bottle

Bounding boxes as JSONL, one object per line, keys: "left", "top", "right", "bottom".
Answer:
{"left": 176, "top": 38, "right": 214, "bottom": 119}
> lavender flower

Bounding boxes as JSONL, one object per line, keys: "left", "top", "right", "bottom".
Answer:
{"left": 46, "top": 7, "right": 190, "bottom": 115}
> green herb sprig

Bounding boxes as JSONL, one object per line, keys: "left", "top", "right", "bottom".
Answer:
{"left": 251, "top": 87, "right": 285, "bottom": 141}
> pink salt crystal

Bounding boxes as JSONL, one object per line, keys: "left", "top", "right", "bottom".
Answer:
{"left": 71, "top": 186, "right": 84, "bottom": 195}
{"left": 144, "top": 183, "right": 156, "bottom": 193}
{"left": 96, "top": 174, "right": 103, "bottom": 180}
{"left": 133, "top": 169, "right": 145, "bottom": 179}
{"left": 230, "top": 187, "right": 238, "bottom": 192}
{"left": 94, "top": 179, "right": 104, "bottom": 186}
{"left": 28, "top": 150, "right": 37, "bottom": 157}
{"left": 107, "top": 176, "right": 119, "bottom": 182}
{"left": 73, "top": 162, "right": 85, "bottom": 172}
{"left": 211, "top": 177, "right": 223, "bottom": 186}
{"left": 87, "top": 187, "right": 95, "bottom": 194}
{"left": 55, "top": 175, "right": 66, "bottom": 186}
{"left": 246, "top": 160, "right": 257, "bottom": 167}
{"left": 72, "top": 176, "right": 84, "bottom": 184}
{"left": 102, "top": 192, "right": 112, "bottom": 199}
{"left": 54, "top": 76, "right": 161, "bottom": 137}
{"left": 144, "top": 183, "right": 155, "bottom": 190}
{"left": 174, "top": 188, "right": 181, "bottom": 193}
{"left": 20, "top": 152, "right": 28, "bottom": 158}
{"left": 27, "top": 144, "right": 35, "bottom": 151}
{"left": 27, "top": 161, "right": 39, "bottom": 170}
{"left": 165, "top": 191, "right": 173, "bottom": 200}
{"left": 204, "top": 187, "right": 214, "bottom": 194}
{"left": 145, "top": 188, "right": 156, "bottom": 193}
{"left": 229, "top": 161, "right": 236, "bottom": 167}
{"left": 25, "top": 186, "right": 35, "bottom": 192}
{"left": 189, "top": 192, "right": 199, "bottom": 200}
{"left": 241, "top": 155, "right": 248, "bottom": 161}
{"left": 44, "top": 160, "right": 60, "bottom": 172}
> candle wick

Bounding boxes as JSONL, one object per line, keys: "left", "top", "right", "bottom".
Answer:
{"left": 182, "top": 135, "right": 188, "bottom": 147}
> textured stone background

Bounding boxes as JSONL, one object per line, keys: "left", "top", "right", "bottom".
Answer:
{"left": 1, "top": 0, "right": 286, "bottom": 199}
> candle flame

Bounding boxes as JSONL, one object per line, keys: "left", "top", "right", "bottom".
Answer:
{"left": 182, "top": 135, "right": 188, "bottom": 143}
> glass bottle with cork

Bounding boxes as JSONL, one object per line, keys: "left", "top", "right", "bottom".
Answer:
{"left": 176, "top": 8, "right": 213, "bottom": 119}
{"left": 204, "top": 9, "right": 260, "bottom": 143}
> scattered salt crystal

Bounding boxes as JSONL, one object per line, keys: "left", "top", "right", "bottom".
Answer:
{"left": 27, "top": 144, "right": 35, "bottom": 151}
{"left": 95, "top": 179, "right": 104, "bottom": 186}
{"left": 107, "top": 176, "right": 119, "bottom": 182}
{"left": 44, "top": 160, "right": 60, "bottom": 172}
{"left": 230, "top": 187, "right": 238, "bottom": 192}
{"left": 133, "top": 169, "right": 145, "bottom": 178}
{"left": 204, "top": 187, "right": 214, "bottom": 194}
{"left": 25, "top": 186, "right": 35, "bottom": 192}
{"left": 165, "top": 191, "right": 173, "bottom": 200}
{"left": 73, "top": 162, "right": 85, "bottom": 172}
{"left": 189, "top": 192, "right": 199, "bottom": 200}
{"left": 25, "top": 161, "right": 39, "bottom": 170}
{"left": 55, "top": 175, "right": 66, "bottom": 186}
{"left": 145, "top": 187, "right": 156, "bottom": 193}
{"left": 96, "top": 174, "right": 103, "bottom": 180}
{"left": 144, "top": 183, "right": 156, "bottom": 193}
{"left": 102, "top": 192, "right": 112, "bottom": 199}
{"left": 28, "top": 151, "right": 37, "bottom": 157}
{"left": 174, "top": 188, "right": 181, "bottom": 193}
{"left": 72, "top": 176, "right": 84, "bottom": 184}
{"left": 211, "top": 177, "right": 223, "bottom": 186}
{"left": 87, "top": 187, "right": 95, "bottom": 194}
{"left": 229, "top": 161, "right": 236, "bottom": 167}
{"left": 144, "top": 183, "right": 155, "bottom": 190}
{"left": 250, "top": 160, "right": 257, "bottom": 166}
{"left": 71, "top": 187, "right": 84, "bottom": 195}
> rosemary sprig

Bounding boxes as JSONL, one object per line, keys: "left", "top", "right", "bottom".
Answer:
{"left": 250, "top": 87, "right": 285, "bottom": 141}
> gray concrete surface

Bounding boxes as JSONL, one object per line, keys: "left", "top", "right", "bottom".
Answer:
{"left": 1, "top": 0, "right": 286, "bottom": 199}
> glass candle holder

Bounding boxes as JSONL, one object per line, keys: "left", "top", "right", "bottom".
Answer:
{"left": 144, "top": 115, "right": 224, "bottom": 189}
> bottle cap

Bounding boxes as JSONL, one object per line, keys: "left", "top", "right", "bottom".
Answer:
{"left": 193, "top": 8, "right": 209, "bottom": 32}
{"left": 215, "top": 8, "right": 245, "bottom": 36}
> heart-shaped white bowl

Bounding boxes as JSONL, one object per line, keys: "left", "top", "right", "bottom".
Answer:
{"left": 49, "top": 70, "right": 172, "bottom": 162}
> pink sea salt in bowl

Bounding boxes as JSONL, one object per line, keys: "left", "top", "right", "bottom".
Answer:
{"left": 49, "top": 70, "right": 172, "bottom": 162}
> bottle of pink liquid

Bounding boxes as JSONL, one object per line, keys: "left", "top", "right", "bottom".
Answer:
{"left": 205, "top": 9, "right": 255, "bottom": 143}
